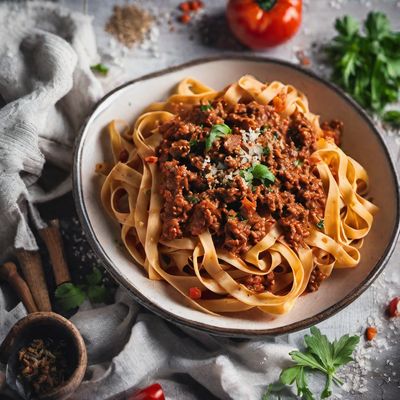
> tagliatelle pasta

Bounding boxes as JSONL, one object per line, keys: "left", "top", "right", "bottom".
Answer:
{"left": 97, "top": 75, "right": 378, "bottom": 316}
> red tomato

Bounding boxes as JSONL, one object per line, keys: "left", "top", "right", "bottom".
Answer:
{"left": 128, "top": 383, "right": 165, "bottom": 400}
{"left": 388, "top": 297, "right": 399, "bottom": 318}
{"left": 226, "top": 0, "right": 302, "bottom": 49}
{"left": 188, "top": 287, "right": 202, "bottom": 300}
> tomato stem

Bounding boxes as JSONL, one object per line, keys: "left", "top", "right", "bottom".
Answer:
{"left": 257, "top": 0, "right": 277, "bottom": 12}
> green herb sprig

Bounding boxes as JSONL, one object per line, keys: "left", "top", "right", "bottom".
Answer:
{"left": 326, "top": 12, "right": 400, "bottom": 125}
{"left": 263, "top": 327, "right": 360, "bottom": 400}
{"left": 55, "top": 268, "right": 112, "bottom": 312}
{"left": 205, "top": 123, "right": 232, "bottom": 151}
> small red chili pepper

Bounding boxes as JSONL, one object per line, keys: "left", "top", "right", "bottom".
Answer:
{"left": 145, "top": 156, "right": 158, "bottom": 164}
{"left": 119, "top": 149, "right": 129, "bottom": 163}
{"left": 189, "top": 0, "right": 202, "bottom": 10}
{"left": 179, "top": 2, "right": 191, "bottom": 12}
{"left": 189, "top": 287, "right": 202, "bottom": 300}
{"left": 179, "top": 13, "right": 191, "bottom": 24}
{"left": 365, "top": 326, "right": 377, "bottom": 341}
{"left": 128, "top": 383, "right": 165, "bottom": 400}
{"left": 388, "top": 297, "right": 400, "bottom": 318}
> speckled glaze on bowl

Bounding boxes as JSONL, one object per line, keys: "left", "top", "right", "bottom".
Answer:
{"left": 73, "top": 56, "right": 400, "bottom": 337}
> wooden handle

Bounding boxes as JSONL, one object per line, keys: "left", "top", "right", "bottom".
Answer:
{"left": 16, "top": 250, "right": 51, "bottom": 312}
{"left": 0, "top": 262, "right": 38, "bottom": 314}
{"left": 39, "top": 219, "right": 71, "bottom": 286}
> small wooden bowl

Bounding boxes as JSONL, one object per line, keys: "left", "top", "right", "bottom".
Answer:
{"left": 0, "top": 312, "right": 87, "bottom": 400}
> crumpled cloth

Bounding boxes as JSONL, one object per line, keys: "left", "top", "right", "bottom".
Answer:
{"left": 0, "top": 2, "right": 292, "bottom": 400}
{"left": 0, "top": 0, "right": 103, "bottom": 259}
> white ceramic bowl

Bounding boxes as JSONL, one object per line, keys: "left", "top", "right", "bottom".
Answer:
{"left": 73, "top": 57, "right": 400, "bottom": 337}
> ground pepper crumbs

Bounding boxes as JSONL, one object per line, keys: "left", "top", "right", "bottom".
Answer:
{"left": 17, "top": 338, "right": 68, "bottom": 395}
{"left": 105, "top": 5, "right": 154, "bottom": 48}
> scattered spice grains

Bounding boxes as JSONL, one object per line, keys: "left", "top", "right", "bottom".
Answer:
{"left": 18, "top": 338, "right": 68, "bottom": 395}
{"left": 105, "top": 4, "right": 155, "bottom": 48}
{"left": 295, "top": 50, "right": 311, "bottom": 67}
{"left": 365, "top": 326, "right": 377, "bottom": 341}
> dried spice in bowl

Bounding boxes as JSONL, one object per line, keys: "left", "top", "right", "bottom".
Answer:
{"left": 17, "top": 338, "right": 69, "bottom": 395}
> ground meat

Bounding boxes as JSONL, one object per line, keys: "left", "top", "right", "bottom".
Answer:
{"left": 306, "top": 267, "right": 327, "bottom": 292}
{"left": 157, "top": 99, "right": 329, "bottom": 256}
{"left": 243, "top": 273, "right": 275, "bottom": 293}
{"left": 320, "top": 120, "right": 343, "bottom": 146}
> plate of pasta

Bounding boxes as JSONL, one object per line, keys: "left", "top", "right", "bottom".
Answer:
{"left": 73, "top": 57, "right": 399, "bottom": 336}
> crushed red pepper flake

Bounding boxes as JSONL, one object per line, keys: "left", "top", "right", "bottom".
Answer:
{"left": 365, "top": 326, "right": 377, "bottom": 341}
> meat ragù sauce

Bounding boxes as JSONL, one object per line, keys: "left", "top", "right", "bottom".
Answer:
{"left": 157, "top": 99, "right": 341, "bottom": 263}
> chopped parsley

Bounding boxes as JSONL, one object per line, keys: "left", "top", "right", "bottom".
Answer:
{"left": 294, "top": 159, "right": 304, "bottom": 167}
{"left": 90, "top": 63, "right": 109, "bottom": 76}
{"left": 189, "top": 139, "right": 198, "bottom": 147}
{"left": 263, "top": 146, "right": 270, "bottom": 156}
{"left": 316, "top": 219, "right": 325, "bottom": 230}
{"left": 205, "top": 123, "right": 232, "bottom": 152}
{"left": 273, "top": 132, "right": 280, "bottom": 140}
{"left": 240, "top": 163, "right": 275, "bottom": 187}
{"left": 186, "top": 195, "right": 200, "bottom": 204}
{"left": 260, "top": 124, "right": 271, "bottom": 133}
{"left": 200, "top": 104, "right": 213, "bottom": 112}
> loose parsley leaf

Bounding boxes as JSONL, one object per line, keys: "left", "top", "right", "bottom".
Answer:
{"left": 205, "top": 123, "right": 232, "bottom": 151}
{"left": 383, "top": 110, "right": 400, "bottom": 126}
{"left": 240, "top": 164, "right": 275, "bottom": 187}
{"left": 200, "top": 104, "right": 213, "bottom": 112}
{"left": 294, "top": 159, "right": 303, "bottom": 167}
{"left": 273, "top": 132, "right": 280, "bottom": 140}
{"left": 189, "top": 139, "right": 198, "bottom": 147}
{"left": 55, "top": 283, "right": 86, "bottom": 312}
{"left": 251, "top": 164, "right": 275, "bottom": 185}
{"left": 265, "top": 327, "right": 360, "bottom": 400}
{"left": 86, "top": 267, "right": 102, "bottom": 286}
{"left": 91, "top": 63, "right": 109, "bottom": 76}
{"left": 326, "top": 12, "right": 400, "bottom": 126}
{"left": 316, "top": 219, "right": 325, "bottom": 230}
{"left": 87, "top": 285, "right": 110, "bottom": 304}
{"left": 263, "top": 146, "right": 270, "bottom": 156}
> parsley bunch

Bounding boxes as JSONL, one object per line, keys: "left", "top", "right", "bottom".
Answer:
{"left": 264, "top": 327, "right": 360, "bottom": 400}
{"left": 326, "top": 12, "right": 400, "bottom": 126}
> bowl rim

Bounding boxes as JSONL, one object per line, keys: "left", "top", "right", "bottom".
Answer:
{"left": 73, "top": 55, "right": 400, "bottom": 337}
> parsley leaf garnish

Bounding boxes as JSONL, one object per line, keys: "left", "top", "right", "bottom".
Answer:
{"left": 240, "top": 163, "right": 275, "bottom": 187}
{"left": 54, "top": 283, "right": 85, "bottom": 312}
{"left": 316, "top": 219, "right": 325, "bottom": 230}
{"left": 205, "top": 123, "right": 231, "bottom": 151}
{"left": 91, "top": 63, "right": 109, "bottom": 76}
{"left": 186, "top": 195, "right": 200, "bottom": 204}
{"left": 264, "top": 327, "right": 360, "bottom": 400}
{"left": 383, "top": 110, "right": 400, "bottom": 127}
{"left": 55, "top": 268, "right": 112, "bottom": 312}
{"left": 200, "top": 104, "right": 213, "bottom": 112}
{"left": 326, "top": 12, "right": 400, "bottom": 125}
{"left": 263, "top": 146, "right": 270, "bottom": 156}
{"left": 189, "top": 139, "right": 198, "bottom": 147}
{"left": 294, "top": 159, "right": 304, "bottom": 167}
